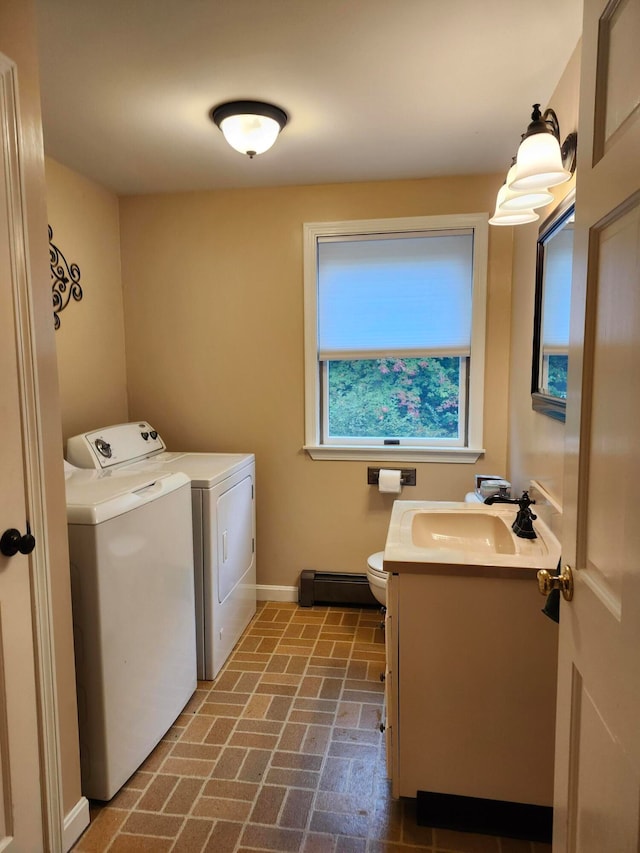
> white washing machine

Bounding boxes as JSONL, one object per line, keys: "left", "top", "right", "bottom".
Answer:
{"left": 67, "top": 422, "right": 256, "bottom": 680}
{"left": 64, "top": 462, "right": 197, "bottom": 800}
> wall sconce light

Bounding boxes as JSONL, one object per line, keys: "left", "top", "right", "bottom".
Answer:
{"left": 210, "top": 100, "right": 288, "bottom": 158}
{"left": 488, "top": 192, "right": 540, "bottom": 226}
{"left": 489, "top": 104, "right": 577, "bottom": 227}
{"left": 499, "top": 162, "right": 555, "bottom": 211}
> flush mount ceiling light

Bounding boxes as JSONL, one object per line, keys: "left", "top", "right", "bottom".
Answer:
{"left": 210, "top": 100, "right": 288, "bottom": 158}
{"left": 489, "top": 103, "right": 577, "bottom": 227}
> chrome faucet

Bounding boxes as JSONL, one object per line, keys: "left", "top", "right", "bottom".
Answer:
{"left": 484, "top": 489, "right": 537, "bottom": 539}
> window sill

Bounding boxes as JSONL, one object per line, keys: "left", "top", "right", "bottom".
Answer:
{"left": 303, "top": 445, "right": 485, "bottom": 463}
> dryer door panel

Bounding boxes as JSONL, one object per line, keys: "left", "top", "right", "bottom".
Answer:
{"left": 217, "top": 474, "right": 254, "bottom": 603}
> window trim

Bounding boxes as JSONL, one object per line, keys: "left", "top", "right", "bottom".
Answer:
{"left": 303, "top": 214, "right": 488, "bottom": 462}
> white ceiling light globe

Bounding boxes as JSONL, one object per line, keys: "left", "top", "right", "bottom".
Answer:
{"left": 219, "top": 114, "right": 282, "bottom": 157}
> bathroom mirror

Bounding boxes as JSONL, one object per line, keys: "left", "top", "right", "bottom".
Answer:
{"left": 531, "top": 189, "right": 575, "bottom": 422}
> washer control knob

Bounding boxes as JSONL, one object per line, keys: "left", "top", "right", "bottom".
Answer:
{"left": 94, "top": 438, "right": 112, "bottom": 458}
{"left": 150, "top": 431, "right": 158, "bottom": 440}
{"left": 141, "top": 432, "right": 149, "bottom": 440}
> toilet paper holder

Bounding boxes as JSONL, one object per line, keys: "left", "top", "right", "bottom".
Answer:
{"left": 367, "top": 467, "right": 416, "bottom": 486}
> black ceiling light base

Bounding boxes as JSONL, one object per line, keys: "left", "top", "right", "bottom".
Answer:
{"left": 210, "top": 100, "right": 288, "bottom": 131}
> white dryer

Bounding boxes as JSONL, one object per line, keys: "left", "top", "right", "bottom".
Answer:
{"left": 67, "top": 422, "right": 256, "bottom": 680}
{"left": 64, "top": 463, "right": 197, "bottom": 800}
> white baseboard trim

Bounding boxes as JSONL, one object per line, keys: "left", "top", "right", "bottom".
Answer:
{"left": 63, "top": 796, "right": 90, "bottom": 852}
{"left": 256, "top": 584, "right": 298, "bottom": 603}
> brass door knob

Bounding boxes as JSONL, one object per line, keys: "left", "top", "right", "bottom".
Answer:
{"left": 537, "top": 565, "right": 574, "bottom": 601}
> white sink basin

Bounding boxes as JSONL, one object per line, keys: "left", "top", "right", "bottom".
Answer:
{"left": 384, "top": 501, "right": 561, "bottom": 575}
{"left": 411, "top": 510, "right": 517, "bottom": 555}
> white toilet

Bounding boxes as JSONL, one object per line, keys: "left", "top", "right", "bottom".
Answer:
{"left": 366, "top": 551, "right": 387, "bottom": 607}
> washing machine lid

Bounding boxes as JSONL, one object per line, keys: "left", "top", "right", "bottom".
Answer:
{"left": 65, "top": 466, "right": 189, "bottom": 525}
{"left": 145, "top": 452, "right": 254, "bottom": 488}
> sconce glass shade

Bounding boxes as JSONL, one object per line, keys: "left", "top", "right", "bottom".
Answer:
{"left": 489, "top": 184, "right": 539, "bottom": 226}
{"left": 499, "top": 165, "right": 554, "bottom": 211}
{"left": 509, "top": 132, "right": 571, "bottom": 192}
{"left": 210, "top": 100, "right": 288, "bottom": 158}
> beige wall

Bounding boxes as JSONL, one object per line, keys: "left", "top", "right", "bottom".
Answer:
{"left": 120, "top": 176, "right": 513, "bottom": 589}
{"left": 0, "top": 0, "right": 82, "bottom": 819}
{"left": 46, "top": 158, "right": 129, "bottom": 440}
{"left": 507, "top": 43, "right": 581, "bottom": 511}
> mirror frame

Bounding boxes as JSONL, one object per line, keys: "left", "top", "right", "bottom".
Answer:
{"left": 531, "top": 188, "right": 575, "bottom": 422}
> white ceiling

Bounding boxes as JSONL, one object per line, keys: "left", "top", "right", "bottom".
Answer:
{"left": 34, "top": 0, "right": 583, "bottom": 196}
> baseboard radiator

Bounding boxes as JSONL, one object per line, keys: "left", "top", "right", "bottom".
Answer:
{"left": 298, "top": 570, "right": 379, "bottom": 608}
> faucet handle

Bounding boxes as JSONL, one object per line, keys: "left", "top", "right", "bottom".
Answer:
{"left": 518, "top": 490, "right": 535, "bottom": 509}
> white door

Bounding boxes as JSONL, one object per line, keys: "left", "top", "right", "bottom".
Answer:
{"left": 0, "top": 55, "right": 47, "bottom": 849}
{"left": 553, "top": 0, "right": 640, "bottom": 849}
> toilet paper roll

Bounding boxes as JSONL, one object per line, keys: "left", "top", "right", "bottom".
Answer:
{"left": 378, "top": 468, "right": 402, "bottom": 494}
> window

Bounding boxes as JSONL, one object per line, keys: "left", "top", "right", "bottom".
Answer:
{"left": 303, "top": 214, "right": 488, "bottom": 461}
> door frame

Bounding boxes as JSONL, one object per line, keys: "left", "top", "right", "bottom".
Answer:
{"left": 1, "top": 52, "right": 63, "bottom": 851}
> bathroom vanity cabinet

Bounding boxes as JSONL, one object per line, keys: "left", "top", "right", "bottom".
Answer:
{"left": 384, "top": 567, "right": 558, "bottom": 806}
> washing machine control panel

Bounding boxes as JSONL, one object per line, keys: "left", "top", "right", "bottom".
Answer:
{"left": 67, "top": 422, "right": 166, "bottom": 469}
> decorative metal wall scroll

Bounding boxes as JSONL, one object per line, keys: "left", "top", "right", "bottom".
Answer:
{"left": 49, "top": 225, "right": 83, "bottom": 329}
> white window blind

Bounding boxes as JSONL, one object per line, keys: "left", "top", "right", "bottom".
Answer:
{"left": 317, "top": 231, "right": 474, "bottom": 360}
{"left": 541, "top": 226, "right": 573, "bottom": 354}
